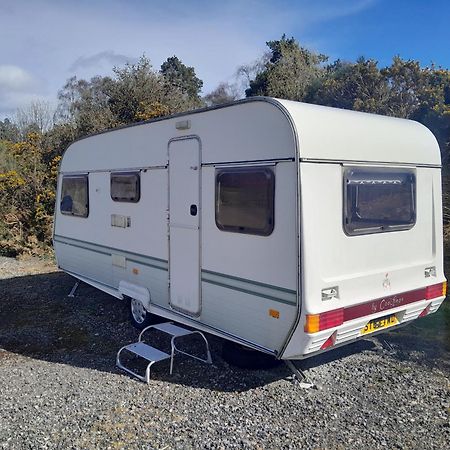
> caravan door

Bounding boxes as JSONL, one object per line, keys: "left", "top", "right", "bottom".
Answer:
{"left": 168, "top": 137, "right": 201, "bottom": 315}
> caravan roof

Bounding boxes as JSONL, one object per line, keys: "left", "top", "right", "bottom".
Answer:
{"left": 60, "top": 97, "right": 441, "bottom": 172}
{"left": 278, "top": 98, "right": 441, "bottom": 166}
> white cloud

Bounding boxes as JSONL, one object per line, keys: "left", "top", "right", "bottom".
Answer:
{"left": 0, "top": 65, "right": 51, "bottom": 117}
{"left": 0, "top": 65, "right": 36, "bottom": 91}
{"left": 69, "top": 51, "right": 139, "bottom": 72}
{"left": 293, "top": 0, "right": 378, "bottom": 26}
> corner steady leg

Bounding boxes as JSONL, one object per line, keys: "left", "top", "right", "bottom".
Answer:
{"left": 284, "top": 360, "right": 315, "bottom": 389}
{"left": 68, "top": 281, "right": 80, "bottom": 298}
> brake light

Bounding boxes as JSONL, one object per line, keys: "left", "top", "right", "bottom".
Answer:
{"left": 425, "top": 282, "right": 447, "bottom": 300}
{"left": 305, "top": 309, "right": 344, "bottom": 333}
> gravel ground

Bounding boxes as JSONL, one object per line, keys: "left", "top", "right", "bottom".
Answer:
{"left": 0, "top": 257, "right": 449, "bottom": 449}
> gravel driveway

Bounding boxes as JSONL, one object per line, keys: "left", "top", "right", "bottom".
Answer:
{"left": 0, "top": 256, "right": 449, "bottom": 449}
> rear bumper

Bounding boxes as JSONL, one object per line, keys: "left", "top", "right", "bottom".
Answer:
{"left": 282, "top": 295, "right": 446, "bottom": 359}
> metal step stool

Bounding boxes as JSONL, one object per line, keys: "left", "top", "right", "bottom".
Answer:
{"left": 116, "top": 322, "right": 212, "bottom": 383}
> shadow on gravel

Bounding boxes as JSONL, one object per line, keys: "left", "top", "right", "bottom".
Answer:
{"left": 2, "top": 271, "right": 442, "bottom": 391}
{"left": 381, "top": 320, "right": 450, "bottom": 374}
{"left": 0, "top": 272, "right": 284, "bottom": 390}
{"left": 294, "top": 339, "right": 376, "bottom": 370}
{"left": 0, "top": 271, "right": 297, "bottom": 391}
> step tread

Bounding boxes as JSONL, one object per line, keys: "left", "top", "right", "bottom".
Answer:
{"left": 123, "top": 342, "right": 170, "bottom": 362}
{"left": 152, "top": 322, "right": 194, "bottom": 337}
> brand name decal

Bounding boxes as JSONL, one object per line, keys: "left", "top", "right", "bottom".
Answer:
{"left": 371, "top": 296, "right": 404, "bottom": 313}
{"left": 344, "top": 288, "right": 424, "bottom": 322}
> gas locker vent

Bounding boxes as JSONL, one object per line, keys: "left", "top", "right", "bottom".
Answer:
{"left": 111, "top": 214, "right": 131, "bottom": 228}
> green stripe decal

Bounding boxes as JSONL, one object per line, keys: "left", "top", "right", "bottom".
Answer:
{"left": 54, "top": 235, "right": 168, "bottom": 271}
{"left": 201, "top": 270, "right": 297, "bottom": 306}
{"left": 202, "top": 269, "right": 296, "bottom": 295}
{"left": 54, "top": 235, "right": 297, "bottom": 305}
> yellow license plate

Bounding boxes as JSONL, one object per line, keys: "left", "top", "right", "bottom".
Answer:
{"left": 361, "top": 314, "right": 399, "bottom": 335}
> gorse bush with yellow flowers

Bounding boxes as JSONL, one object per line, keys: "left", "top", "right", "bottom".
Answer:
{"left": 0, "top": 134, "right": 61, "bottom": 255}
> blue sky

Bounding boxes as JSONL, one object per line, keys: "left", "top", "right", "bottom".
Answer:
{"left": 0, "top": 0, "right": 448, "bottom": 118}
{"left": 304, "top": 0, "right": 450, "bottom": 67}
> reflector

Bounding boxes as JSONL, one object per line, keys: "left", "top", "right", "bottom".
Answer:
{"left": 418, "top": 304, "right": 431, "bottom": 318}
{"left": 320, "top": 331, "right": 337, "bottom": 350}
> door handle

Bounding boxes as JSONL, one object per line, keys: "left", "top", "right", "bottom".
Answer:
{"left": 190, "top": 204, "right": 198, "bottom": 216}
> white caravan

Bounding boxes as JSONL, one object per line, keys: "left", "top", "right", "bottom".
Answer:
{"left": 53, "top": 97, "right": 447, "bottom": 360}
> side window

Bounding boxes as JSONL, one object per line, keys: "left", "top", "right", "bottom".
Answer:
{"left": 111, "top": 172, "right": 140, "bottom": 202}
{"left": 344, "top": 167, "right": 416, "bottom": 236}
{"left": 60, "top": 175, "right": 89, "bottom": 217}
{"left": 215, "top": 167, "right": 275, "bottom": 236}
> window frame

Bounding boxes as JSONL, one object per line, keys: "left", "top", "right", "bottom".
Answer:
{"left": 60, "top": 174, "right": 89, "bottom": 218}
{"left": 110, "top": 171, "right": 141, "bottom": 203}
{"left": 215, "top": 166, "right": 275, "bottom": 237}
{"left": 343, "top": 166, "right": 416, "bottom": 236}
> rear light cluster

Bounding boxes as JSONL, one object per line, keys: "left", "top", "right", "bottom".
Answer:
{"left": 304, "top": 309, "right": 344, "bottom": 333}
{"left": 305, "top": 281, "right": 447, "bottom": 335}
{"left": 425, "top": 282, "right": 447, "bottom": 300}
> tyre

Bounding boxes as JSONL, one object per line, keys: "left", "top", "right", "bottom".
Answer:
{"left": 221, "top": 340, "right": 281, "bottom": 370}
{"left": 129, "top": 297, "right": 157, "bottom": 330}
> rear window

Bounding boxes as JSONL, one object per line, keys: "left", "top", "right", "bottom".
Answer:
{"left": 344, "top": 167, "right": 416, "bottom": 236}
{"left": 60, "top": 175, "right": 89, "bottom": 217}
{"left": 215, "top": 167, "right": 275, "bottom": 236}
{"left": 111, "top": 172, "right": 140, "bottom": 202}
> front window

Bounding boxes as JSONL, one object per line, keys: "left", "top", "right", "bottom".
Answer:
{"left": 60, "top": 175, "right": 89, "bottom": 217}
{"left": 344, "top": 167, "right": 416, "bottom": 236}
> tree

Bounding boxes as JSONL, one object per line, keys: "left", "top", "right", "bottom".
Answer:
{"left": 15, "top": 100, "right": 55, "bottom": 137}
{"left": 108, "top": 56, "right": 164, "bottom": 123}
{"left": 245, "top": 35, "right": 327, "bottom": 101}
{"left": 410, "top": 66, "right": 450, "bottom": 164}
{"left": 312, "top": 58, "right": 390, "bottom": 114}
{"left": 381, "top": 56, "right": 425, "bottom": 118}
{"left": 0, "top": 139, "right": 17, "bottom": 172}
{"left": 56, "top": 56, "right": 202, "bottom": 133}
{"left": 204, "top": 82, "right": 240, "bottom": 106}
{"left": 160, "top": 56, "right": 204, "bottom": 106}
{"left": 0, "top": 118, "right": 19, "bottom": 142}
{"left": 57, "top": 75, "right": 117, "bottom": 136}
{"left": 109, "top": 56, "right": 200, "bottom": 122}
{"left": 41, "top": 123, "right": 77, "bottom": 166}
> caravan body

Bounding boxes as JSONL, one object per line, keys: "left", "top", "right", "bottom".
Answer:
{"left": 53, "top": 98, "right": 447, "bottom": 359}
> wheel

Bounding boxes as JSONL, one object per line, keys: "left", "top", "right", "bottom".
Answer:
{"left": 129, "top": 297, "right": 156, "bottom": 330}
{"left": 221, "top": 341, "right": 281, "bottom": 370}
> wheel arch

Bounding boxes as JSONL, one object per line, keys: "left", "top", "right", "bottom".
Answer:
{"left": 118, "top": 281, "right": 151, "bottom": 311}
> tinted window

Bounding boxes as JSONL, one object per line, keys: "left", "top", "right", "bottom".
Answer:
{"left": 344, "top": 167, "right": 416, "bottom": 235}
{"left": 215, "top": 167, "right": 275, "bottom": 236}
{"left": 111, "top": 172, "right": 140, "bottom": 202}
{"left": 60, "top": 175, "right": 89, "bottom": 217}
